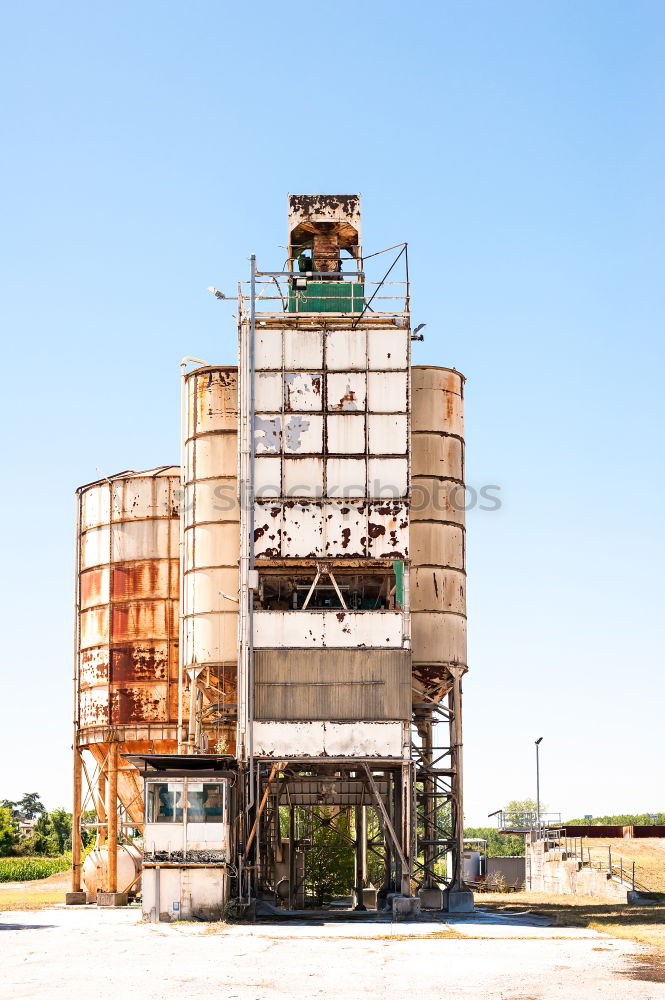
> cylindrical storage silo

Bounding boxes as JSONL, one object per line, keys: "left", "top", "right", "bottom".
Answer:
{"left": 76, "top": 467, "right": 180, "bottom": 819}
{"left": 183, "top": 366, "right": 239, "bottom": 753}
{"left": 410, "top": 367, "right": 467, "bottom": 701}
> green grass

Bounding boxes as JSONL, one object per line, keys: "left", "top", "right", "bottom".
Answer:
{"left": 0, "top": 855, "right": 71, "bottom": 882}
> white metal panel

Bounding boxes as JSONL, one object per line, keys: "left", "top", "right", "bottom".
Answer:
{"left": 80, "top": 525, "right": 110, "bottom": 569}
{"left": 79, "top": 685, "right": 109, "bottom": 727}
{"left": 184, "top": 522, "right": 239, "bottom": 568}
{"left": 283, "top": 414, "right": 323, "bottom": 454}
{"left": 368, "top": 458, "right": 408, "bottom": 498}
{"left": 283, "top": 457, "right": 323, "bottom": 498}
{"left": 284, "top": 373, "right": 323, "bottom": 411}
{"left": 323, "top": 722, "right": 404, "bottom": 757}
{"left": 254, "top": 327, "right": 282, "bottom": 370}
{"left": 368, "top": 414, "right": 408, "bottom": 455}
{"left": 367, "top": 371, "right": 407, "bottom": 412}
{"left": 112, "top": 477, "right": 170, "bottom": 521}
{"left": 366, "top": 501, "right": 409, "bottom": 559}
{"left": 186, "top": 822, "right": 228, "bottom": 851}
{"left": 185, "top": 568, "right": 239, "bottom": 615}
{"left": 325, "top": 329, "right": 367, "bottom": 370}
{"left": 184, "top": 480, "right": 238, "bottom": 527}
{"left": 254, "top": 372, "right": 282, "bottom": 411}
{"left": 254, "top": 457, "right": 281, "bottom": 498}
{"left": 81, "top": 485, "right": 110, "bottom": 530}
{"left": 112, "top": 520, "right": 170, "bottom": 561}
{"left": 188, "top": 369, "right": 237, "bottom": 432}
{"left": 254, "top": 501, "right": 282, "bottom": 557}
{"left": 326, "top": 458, "right": 366, "bottom": 498}
{"left": 368, "top": 328, "right": 408, "bottom": 370}
{"left": 252, "top": 610, "right": 404, "bottom": 648}
{"left": 185, "top": 610, "right": 237, "bottom": 663}
{"left": 282, "top": 502, "right": 324, "bottom": 558}
{"left": 284, "top": 328, "right": 323, "bottom": 369}
{"left": 254, "top": 415, "right": 281, "bottom": 454}
{"left": 326, "top": 414, "right": 365, "bottom": 454}
{"left": 323, "top": 500, "right": 366, "bottom": 557}
{"left": 252, "top": 721, "right": 326, "bottom": 757}
{"left": 193, "top": 435, "right": 237, "bottom": 478}
{"left": 80, "top": 607, "right": 109, "bottom": 649}
{"left": 252, "top": 721, "right": 404, "bottom": 758}
{"left": 324, "top": 610, "right": 403, "bottom": 647}
{"left": 142, "top": 822, "right": 185, "bottom": 854}
{"left": 326, "top": 372, "right": 366, "bottom": 411}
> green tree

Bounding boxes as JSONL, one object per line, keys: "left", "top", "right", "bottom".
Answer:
{"left": 504, "top": 798, "right": 541, "bottom": 828}
{"left": 0, "top": 806, "right": 19, "bottom": 856}
{"left": 16, "top": 793, "right": 46, "bottom": 821}
{"left": 49, "top": 809, "right": 72, "bottom": 854}
{"left": 464, "top": 827, "right": 525, "bottom": 857}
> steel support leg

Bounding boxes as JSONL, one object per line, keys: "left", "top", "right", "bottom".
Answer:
{"left": 72, "top": 745, "right": 82, "bottom": 893}
{"left": 106, "top": 742, "right": 118, "bottom": 893}
{"left": 353, "top": 805, "right": 367, "bottom": 910}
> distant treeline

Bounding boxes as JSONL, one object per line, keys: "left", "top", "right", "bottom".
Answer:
{"left": 463, "top": 828, "right": 525, "bottom": 857}
{"left": 564, "top": 813, "right": 665, "bottom": 826}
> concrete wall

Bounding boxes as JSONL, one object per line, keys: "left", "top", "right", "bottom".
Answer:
{"left": 526, "top": 840, "right": 628, "bottom": 901}
{"left": 486, "top": 856, "right": 525, "bottom": 890}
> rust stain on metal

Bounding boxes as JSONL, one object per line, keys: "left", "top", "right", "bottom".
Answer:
{"left": 111, "top": 645, "right": 169, "bottom": 683}
{"left": 111, "top": 685, "right": 166, "bottom": 724}
{"left": 111, "top": 561, "right": 169, "bottom": 601}
{"left": 80, "top": 569, "right": 105, "bottom": 607}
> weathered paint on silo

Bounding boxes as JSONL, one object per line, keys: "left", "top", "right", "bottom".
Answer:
{"left": 411, "top": 366, "right": 467, "bottom": 698}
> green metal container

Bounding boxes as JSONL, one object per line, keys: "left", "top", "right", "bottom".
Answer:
{"left": 287, "top": 281, "right": 364, "bottom": 314}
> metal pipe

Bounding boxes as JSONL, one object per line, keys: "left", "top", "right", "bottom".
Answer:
{"left": 354, "top": 805, "right": 367, "bottom": 910}
{"left": 450, "top": 668, "right": 465, "bottom": 891}
{"left": 72, "top": 489, "right": 82, "bottom": 893}
{"left": 248, "top": 254, "right": 256, "bottom": 812}
{"left": 107, "top": 742, "right": 118, "bottom": 892}
{"left": 535, "top": 737, "right": 543, "bottom": 836}
{"left": 288, "top": 806, "right": 295, "bottom": 910}
{"left": 72, "top": 748, "right": 82, "bottom": 893}
{"left": 97, "top": 772, "right": 107, "bottom": 850}
{"left": 179, "top": 357, "right": 208, "bottom": 752}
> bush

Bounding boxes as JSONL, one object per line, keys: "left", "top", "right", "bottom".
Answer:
{"left": 0, "top": 807, "right": 19, "bottom": 857}
{"left": 0, "top": 855, "right": 71, "bottom": 882}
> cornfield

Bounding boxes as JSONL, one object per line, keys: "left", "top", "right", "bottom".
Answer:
{"left": 0, "top": 855, "right": 71, "bottom": 882}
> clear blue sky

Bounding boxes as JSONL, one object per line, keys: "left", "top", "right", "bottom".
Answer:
{"left": 1, "top": 1, "right": 663, "bottom": 824}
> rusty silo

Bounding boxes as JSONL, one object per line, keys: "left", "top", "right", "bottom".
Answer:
{"left": 73, "top": 467, "right": 180, "bottom": 894}
{"left": 410, "top": 366, "right": 468, "bottom": 901}
{"left": 182, "top": 365, "right": 239, "bottom": 754}
{"left": 411, "top": 366, "right": 467, "bottom": 700}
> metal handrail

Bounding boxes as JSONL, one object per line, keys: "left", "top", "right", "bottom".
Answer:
{"left": 551, "top": 836, "right": 647, "bottom": 891}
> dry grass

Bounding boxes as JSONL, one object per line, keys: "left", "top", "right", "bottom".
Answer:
{"left": 476, "top": 890, "right": 665, "bottom": 958}
{"left": 0, "top": 869, "right": 71, "bottom": 911}
{"left": 577, "top": 838, "right": 665, "bottom": 893}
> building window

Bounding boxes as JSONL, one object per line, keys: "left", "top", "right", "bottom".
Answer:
{"left": 146, "top": 782, "right": 184, "bottom": 823}
{"left": 186, "top": 782, "right": 225, "bottom": 823}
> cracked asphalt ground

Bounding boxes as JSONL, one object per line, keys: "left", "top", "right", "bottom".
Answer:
{"left": 2, "top": 906, "right": 664, "bottom": 999}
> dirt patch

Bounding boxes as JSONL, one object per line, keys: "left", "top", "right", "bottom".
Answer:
{"left": 0, "top": 870, "right": 71, "bottom": 911}
{"left": 618, "top": 956, "right": 665, "bottom": 983}
{"left": 476, "top": 890, "right": 665, "bottom": 956}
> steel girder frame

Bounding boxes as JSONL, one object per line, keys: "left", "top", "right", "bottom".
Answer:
{"left": 240, "top": 761, "right": 413, "bottom": 910}
{"left": 412, "top": 664, "right": 466, "bottom": 894}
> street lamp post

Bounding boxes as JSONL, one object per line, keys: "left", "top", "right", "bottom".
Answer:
{"left": 535, "top": 737, "right": 543, "bottom": 835}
